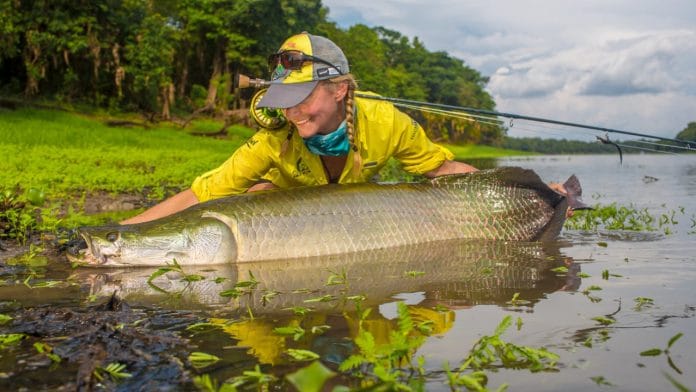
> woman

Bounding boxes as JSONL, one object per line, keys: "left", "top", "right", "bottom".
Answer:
{"left": 121, "top": 32, "right": 478, "bottom": 225}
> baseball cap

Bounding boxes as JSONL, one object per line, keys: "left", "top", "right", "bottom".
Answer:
{"left": 256, "top": 32, "right": 349, "bottom": 109}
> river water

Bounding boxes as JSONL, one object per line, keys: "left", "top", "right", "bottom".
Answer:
{"left": 1, "top": 154, "right": 694, "bottom": 391}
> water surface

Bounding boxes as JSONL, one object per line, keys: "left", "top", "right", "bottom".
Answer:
{"left": 1, "top": 154, "right": 694, "bottom": 390}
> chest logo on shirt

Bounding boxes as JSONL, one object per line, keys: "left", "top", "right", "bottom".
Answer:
{"left": 293, "top": 157, "right": 311, "bottom": 177}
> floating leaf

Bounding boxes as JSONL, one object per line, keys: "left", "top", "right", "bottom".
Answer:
{"left": 147, "top": 267, "right": 174, "bottom": 284}
{"left": 551, "top": 266, "right": 568, "bottom": 274}
{"left": 667, "top": 333, "right": 683, "bottom": 350}
{"left": 640, "top": 348, "right": 662, "bottom": 356}
{"left": 94, "top": 362, "right": 132, "bottom": 382}
{"left": 188, "top": 352, "right": 221, "bottom": 369}
{"left": 219, "top": 289, "right": 242, "bottom": 298}
{"left": 0, "top": 333, "right": 24, "bottom": 347}
{"left": 304, "top": 295, "right": 336, "bottom": 303}
{"left": 182, "top": 274, "right": 205, "bottom": 282}
{"left": 0, "top": 314, "right": 12, "bottom": 325}
{"left": 285, "top": 349, "right": 320, "bottom": 361}
{"left": 284, "top": 306, "right": 312, "bottom": 316}
{"left": 285, "top": 361, "right": 336, "bottom": 392}
{"left": 591, "top": 316, "right": 615, "bottom": 325}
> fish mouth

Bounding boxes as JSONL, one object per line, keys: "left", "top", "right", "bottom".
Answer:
{"left": 67, "top": 231, "right": 110, "bottom": 266}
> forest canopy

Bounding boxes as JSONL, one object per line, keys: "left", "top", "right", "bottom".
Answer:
{"left": 0, "top": 0, "right": 502, "bottom": 144}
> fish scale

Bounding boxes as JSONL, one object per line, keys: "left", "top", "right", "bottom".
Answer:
{"left": 77, "top": 167, "right": 579, "bottom": 266}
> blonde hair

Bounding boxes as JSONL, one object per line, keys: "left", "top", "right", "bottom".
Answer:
{"left": 326, "top": 74, "right": 361, "bottom": 178}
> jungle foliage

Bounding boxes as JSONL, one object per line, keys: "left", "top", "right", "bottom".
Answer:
{"left": 0, "top": 0, "right": 501, "bottom": 144}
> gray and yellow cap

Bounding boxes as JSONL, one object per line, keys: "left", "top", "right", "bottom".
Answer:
{"left": 257, "top": 33, "right": 349, "bottom": 109}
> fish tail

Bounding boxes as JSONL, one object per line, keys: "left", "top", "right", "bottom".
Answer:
{"left": 563, "top": 175, "right": 591, "bottom": 211}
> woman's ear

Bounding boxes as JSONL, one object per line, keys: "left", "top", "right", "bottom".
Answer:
{"left": 334, "top": 82, "right": 349, "bottom": 101}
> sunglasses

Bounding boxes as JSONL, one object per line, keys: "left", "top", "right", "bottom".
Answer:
{"left": 268, "top": 50, "right": 343, "bottom": 78}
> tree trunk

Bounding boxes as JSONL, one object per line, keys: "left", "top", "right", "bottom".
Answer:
{"left": 161, "top": 83, "right": 174, "bottom": 120}
{"left": 204, "top": 49, "right": 224, "bottom": 110}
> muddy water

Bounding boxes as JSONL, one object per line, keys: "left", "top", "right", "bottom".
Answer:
{"left": 1, "top": 154, "right": 695, "bottom": 391}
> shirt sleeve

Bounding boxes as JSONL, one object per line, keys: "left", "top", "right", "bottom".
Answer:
{"left": 191, "top": 131, "right": 277, "bottom": 202}
{"left": 391, "top": 108, "right": 454, "bottom": 174}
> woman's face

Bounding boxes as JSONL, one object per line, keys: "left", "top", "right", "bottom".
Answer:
{"left": 283, "top": 82, "right": 347, "bottom": 138}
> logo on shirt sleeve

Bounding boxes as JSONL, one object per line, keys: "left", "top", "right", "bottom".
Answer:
{"left": 245, "top": 137, "right": 259, "bottom": 149}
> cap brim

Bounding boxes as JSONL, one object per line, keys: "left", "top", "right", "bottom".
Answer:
{"left": 256, "top": 81, "right": 318, "bottom": 109}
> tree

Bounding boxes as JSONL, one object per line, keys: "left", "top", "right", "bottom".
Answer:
{"left": 676, "top": 122, "right": 696, "bottom": 141}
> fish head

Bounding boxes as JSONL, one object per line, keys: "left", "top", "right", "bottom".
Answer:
{"left": 71, "top": 216, "right": 237, "bottom": 267}
{"left": 71, "top": 224, "right": 156, "bottom": 267}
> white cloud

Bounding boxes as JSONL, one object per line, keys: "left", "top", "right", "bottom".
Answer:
{"left": 322, "top": 0, "right": 696, "bottom": 139}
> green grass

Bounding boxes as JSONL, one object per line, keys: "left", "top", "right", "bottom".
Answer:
{"left": 444, "top": 143, "right": 534, "bottom": 160}
{"left": 0, "top": 107, "right": 251, "bottom": 198}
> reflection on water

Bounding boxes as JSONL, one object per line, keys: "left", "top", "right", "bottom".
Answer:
{"left": 0, "top": 239, "right": 577, "bottom": 388}
{"left": 70, "top": 239, "right": 572, "bottom": 312}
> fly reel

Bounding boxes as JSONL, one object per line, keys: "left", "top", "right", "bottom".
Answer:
{"left": 250, "top": 88, "right": 287, "bottom": 129}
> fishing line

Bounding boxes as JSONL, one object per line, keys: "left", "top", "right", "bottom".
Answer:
{"left": 614, "top": 142, "right": 681, "bottom": 155}
{"left": 401, "top": 104, "right": 684, "bottom": 157}
{"left": 358, "top": 93, "right": 694, "bottom": 149}
{"left": 628, "top": 139, "right": 695, "bottom": 152}
{"left": 393, "top": 102, "right": 504, "bottom": 127}
{"left": 395, "top": 97, "right": 632, "bottom": 144}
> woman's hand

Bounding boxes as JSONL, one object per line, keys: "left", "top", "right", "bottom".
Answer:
{"left": 548, "top": 182, "right": 574, "bottom": 218}
{"left": 247, "top": 182, "right": 277, "bottom": 192}
{"left": 424, "top": 160, "right": 478, "bottom": 177}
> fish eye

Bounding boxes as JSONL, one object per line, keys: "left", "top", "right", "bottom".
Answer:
{"left": 106, "top": 232, "right": 120, "bottom": 242}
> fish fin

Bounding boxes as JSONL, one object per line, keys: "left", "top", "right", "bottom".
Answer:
{"left": 563, "top": 175, "right": 591, "bottom": 211}
{"left": 201, "top": 211, "right": 239, "bottom": 239}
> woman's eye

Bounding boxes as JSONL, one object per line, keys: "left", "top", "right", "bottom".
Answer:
{"left": 106, "top": 232, "right": 119, "bottom": 242}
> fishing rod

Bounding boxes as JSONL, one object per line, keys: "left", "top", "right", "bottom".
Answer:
{"left": 356, "top": 93, "right": 695, "bottom": 150}
{"left": 234, "top": 74, "right": 694, "bottom": 153}
{"left": 390, "top": 98, "right": 684, "bottom": 157}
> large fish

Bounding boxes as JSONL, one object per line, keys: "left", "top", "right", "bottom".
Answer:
{"left": 73, "top": 167, "right": 587, "bottom": 267}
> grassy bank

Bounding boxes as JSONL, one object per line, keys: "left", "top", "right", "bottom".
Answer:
{"left": 0, "top": 107, "right": 527, "bottom": 235}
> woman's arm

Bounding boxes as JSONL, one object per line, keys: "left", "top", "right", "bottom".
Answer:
{"left": 120, "top": 188, "right": 199, "bottom": 225}
{"left": 424, "top": 160, "right": 478, "bottom": 177}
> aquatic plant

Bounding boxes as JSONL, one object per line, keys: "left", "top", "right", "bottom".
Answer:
{"left": 93, "top": 362, "right": 132, "bottom": 382}
{"left": 338, "top": 302, "right": 430, "bottom": 390}
{"left": 564, "top": 202, "right": 687, "bottom": 234}
{"left": 188, "top": 352, "right": 221, "bottom": 369}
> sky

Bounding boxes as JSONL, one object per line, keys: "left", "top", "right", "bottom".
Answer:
{"left": 321, "top": 0, "right": 696, "bottom": 141}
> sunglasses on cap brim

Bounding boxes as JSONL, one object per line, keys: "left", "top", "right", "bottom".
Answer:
{"left": 268, "top": 50, "right": 344, "bottom": 77}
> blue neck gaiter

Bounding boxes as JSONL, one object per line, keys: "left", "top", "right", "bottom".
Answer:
{"left": 303, "top": 120, "right": 350, "bottom": 156}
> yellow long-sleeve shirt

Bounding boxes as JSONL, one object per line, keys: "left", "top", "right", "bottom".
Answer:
{"left": 191, "top": 93, "right": 453, "bottom": 202}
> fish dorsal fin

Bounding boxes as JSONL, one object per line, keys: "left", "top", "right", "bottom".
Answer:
{"left": 490, "top": 166, "right": 548, "bottom": 190}
{"left": 429, "top": 167, "right": 564, "bottom": 204}
{"left": 429, "top": 167, "right": 546, "bottom": 189}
